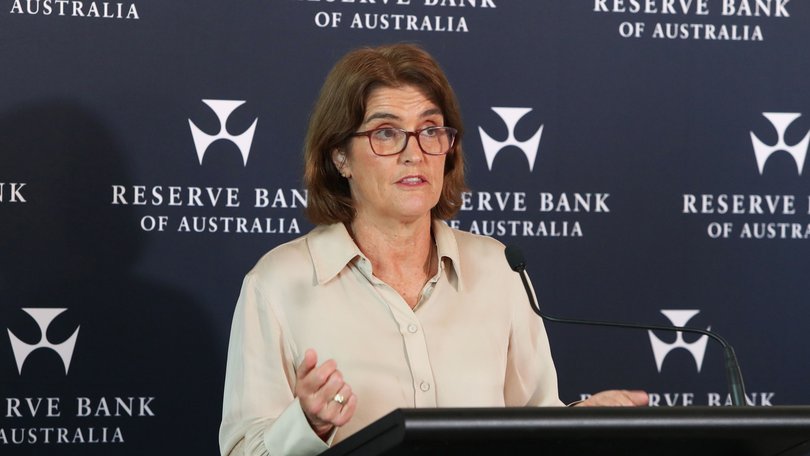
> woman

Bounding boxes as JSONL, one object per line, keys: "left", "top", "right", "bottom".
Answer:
{"left": 220, "top": 43, "right": 646, "bottom": 456}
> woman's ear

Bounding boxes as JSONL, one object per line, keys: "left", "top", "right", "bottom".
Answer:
{"left": 331, "top": 149, "right": 351, "bottom": 179}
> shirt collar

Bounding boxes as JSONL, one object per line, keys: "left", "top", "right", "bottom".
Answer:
{"left": 307, "top": 223, "right": 362, "bottom": 286}
{"left": 307, "top": 220, "right": 464, "bottom": 291}
{"left": 432, "top": 219, "right": 463, "bottom": 292}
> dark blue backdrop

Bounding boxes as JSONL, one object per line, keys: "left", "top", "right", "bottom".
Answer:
{"left": 2, "top": 1, "right": 809, "bottom": 454}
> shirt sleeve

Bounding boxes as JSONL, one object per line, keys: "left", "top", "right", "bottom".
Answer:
{"left": 503, "top": 272, "right": 565, "bottom": 407}
{"left": 219, "top": 272, "right": 330, "bottom": 456}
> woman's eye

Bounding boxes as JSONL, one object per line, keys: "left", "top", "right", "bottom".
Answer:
{"left": 373, "top": 129, "right": 398, "bottom": 140}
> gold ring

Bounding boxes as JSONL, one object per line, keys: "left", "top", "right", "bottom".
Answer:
{"left": 333, "top": 393, "right": 345, "bottom": 405}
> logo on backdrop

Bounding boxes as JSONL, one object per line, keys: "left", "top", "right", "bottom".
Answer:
{"left": 448, "top": 105, "right": 610, "bottom": 238}
{"left": 109, "top": 98, "right": 302, "bottom": 235}
{"left": 4, "top": 309, "right": 158, "bottom": 445}
{"left": 188, "top": 99, "right": 258, "bottom": 166}
{"left": 7, "top": 308, "right": 80, "bottom": 375}
{"left": 579, "top": 309, "right": 776, "bottom": 406}
{"left": 478, "top": 107, "right": 543, "bottom": 171}
{"left": 750, "top": 112, "right": 810, "bottom": 175}
{"left": 681, "top": 111, "right": 810, "bottom": 240}
{"left": 648, "top": 310, "right": 709, "bottom": 373}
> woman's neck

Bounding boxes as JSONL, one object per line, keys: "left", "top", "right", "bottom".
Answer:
{"left": 348, "top": 215, "right": 437, "bottom": 297}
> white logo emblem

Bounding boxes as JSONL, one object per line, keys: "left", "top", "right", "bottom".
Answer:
{"left": 188, "top": 99, "right": 258, "bottom": 166}
{"left": 478, "top": 107, "right": 543, "bottom": 171}
{"left": 648, "top": 310, "right": 709, "bottom": 373}
{"left": 7, "top": 308, "right": 80, "bottom": 375}
{"left": 750, "top": 112, "right": 810, "bottom": 175}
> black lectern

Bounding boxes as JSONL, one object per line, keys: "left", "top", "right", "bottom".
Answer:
{"left": 323, "top": 407, "right": 810, "bottom": 455}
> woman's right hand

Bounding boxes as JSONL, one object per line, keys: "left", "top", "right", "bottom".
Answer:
{"left": 294, "top": 349, "right": 357, "bottom": 440}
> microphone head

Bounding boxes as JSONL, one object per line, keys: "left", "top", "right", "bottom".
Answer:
{"left": 504, "top": 244, "right": 526, "bottom": 272}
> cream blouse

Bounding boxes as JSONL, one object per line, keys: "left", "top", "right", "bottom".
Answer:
{"left": 220, "top": 220, "right": 562, "bottom": 456}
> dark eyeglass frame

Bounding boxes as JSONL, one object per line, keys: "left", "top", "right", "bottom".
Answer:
{"left": 351, "top": 126, "right": 458, "bottom": 156}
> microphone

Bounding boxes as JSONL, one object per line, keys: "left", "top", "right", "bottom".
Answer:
{"left": 504, "top": 244, "right": 748, "bottom": 407}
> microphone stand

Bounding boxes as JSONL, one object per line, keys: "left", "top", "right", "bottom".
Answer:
{"left": 505, "top": 245, "right": 747, "bottom": 407}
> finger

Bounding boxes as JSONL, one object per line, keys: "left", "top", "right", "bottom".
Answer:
{"left": 329, "top": 382, "right": 351, "bottom": 408}
{"left": 580, "top": 393, "right": 608, "bottom": 407}
{"left": 601, "top": 390, "right": 647, "bottom": 407}
{"left": 577, "top": 390, "right": 636, "bottom": 407}
{"left": 309, "top": 380, "right": 345, "bottom": 424}
{"left": 296, "top": 349, "right": 318, "bottom": 381}
{"left": 301, "top": 358, "right": 338, "bottom": 396}
{"left": 333, "top": 392, "right": 357, "bottom": 427}
{"left": 608, "top": 393, "right": 630, "bottom": 406}
{"left": 601, "top": 391, "right": 623, "bottom": 406}
{"left": 322, "top": 383, "right": 353, "bottom": 425}
{"left": 311, "top": 359, "right": 339, "bottom": 391}
{"left": 625, "top": 390, "right": 649, "bottom": 406}
{"left": 299, "top": 364, "right": 341, "bottom": 423}
{"left": 317, "top": 369, "right": 346, "bottom": 407}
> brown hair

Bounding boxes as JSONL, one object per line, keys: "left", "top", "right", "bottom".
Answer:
{"left": 303, "top": 43, "right": 466, "bottom": 225}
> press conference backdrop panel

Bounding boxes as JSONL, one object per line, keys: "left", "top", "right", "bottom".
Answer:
{"left": 1, "top": 1, "right": 809, "bottom": 454}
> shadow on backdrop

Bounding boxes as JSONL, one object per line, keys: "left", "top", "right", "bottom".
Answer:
{"left": 0, "top": 102, "right": 222, "bottom": 455}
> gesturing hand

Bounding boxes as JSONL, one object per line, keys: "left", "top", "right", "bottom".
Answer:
{"left": 294, "top": 349, "right": 357, "bottom": 440}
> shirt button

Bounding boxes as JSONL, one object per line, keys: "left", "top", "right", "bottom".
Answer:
{"left": 407, "top": 324, "right": 418, "bottom": 333}
{"left": 420, "top": 381, "right": 431, "bottom": 392}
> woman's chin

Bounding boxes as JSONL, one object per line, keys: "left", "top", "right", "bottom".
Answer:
{"left": 380, "top": 206, "right": 434, "bottom": 225}
{"left": 397, "top": 201, "right": 438, "bottom": 220}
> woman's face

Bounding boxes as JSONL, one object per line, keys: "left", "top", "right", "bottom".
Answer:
{"left": 334, "top": 85, "right": 447, "bottom": 226}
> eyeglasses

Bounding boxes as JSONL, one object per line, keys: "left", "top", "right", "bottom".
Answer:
{"left": 352, "top": 126, "right": 457, "bottom": 156}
